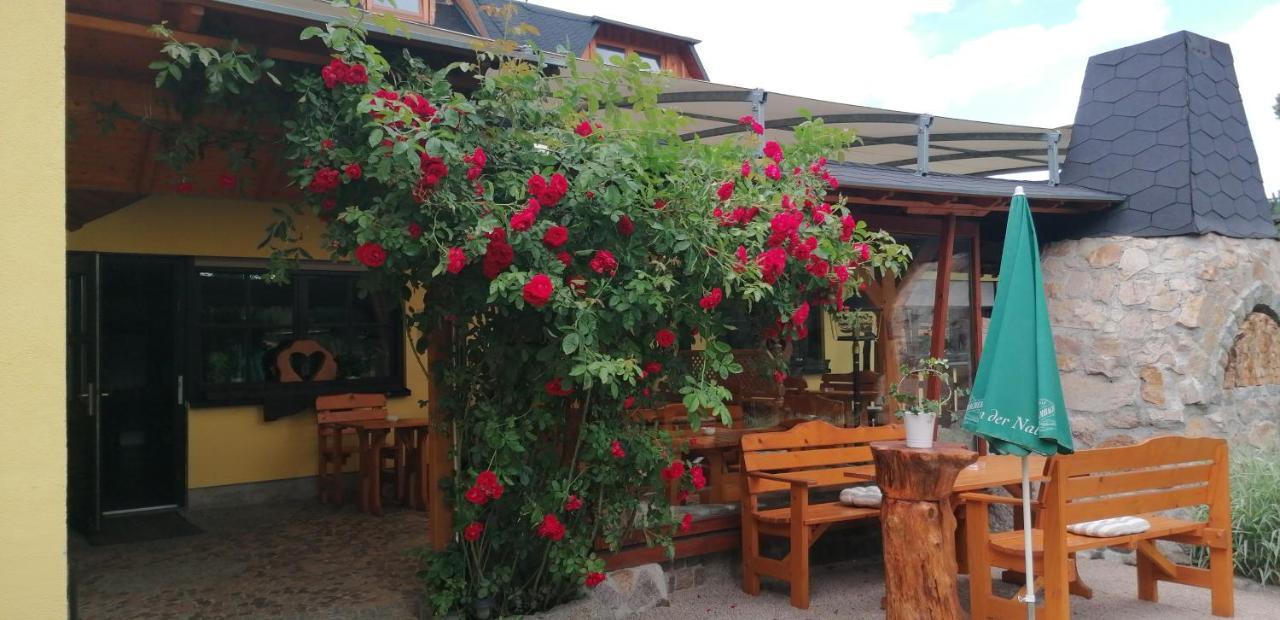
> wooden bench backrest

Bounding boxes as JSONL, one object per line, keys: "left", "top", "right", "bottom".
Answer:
{"left": 1044, "top": 436, "right": 1228, "bottom": 526}
{"left": 741, "top": 420, "right": 904, "bottom": 494}
{"left": 635, "top": 403, "right": 745, "bottom": 431}
{"left": 782, "top": 392, "right": 846, "bottom": 421}
{"left": 315, "top": 393, "right": 389, "bottom": 425}
{"left": 818, "top": 371, "right": 881, "bottom": 394}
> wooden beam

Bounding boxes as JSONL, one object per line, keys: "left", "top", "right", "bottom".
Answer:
{"left": 969, "top": 226, "right": 987, "bottom": 455}
{"left": 67, "top": 12, "right": 331, "bottom": 66}
{"left": 427, "top": 324, "right": 454, "bottom": 552}
{"left": 880, "top": 274, "right": 900, "bottom": 418}
{"left": 928, "top": 215, "right": 957, "bottom": 440}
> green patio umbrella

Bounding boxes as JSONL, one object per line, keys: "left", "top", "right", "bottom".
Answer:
{"left": 962, "top": 186, "right": 1073, "bottom": 619}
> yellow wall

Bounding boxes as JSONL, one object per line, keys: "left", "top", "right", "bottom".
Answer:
{"left": 67, "top": 196, "right": 431, "bottom": 488}
{"left": 0, "top": 1, "right": 68, "bottom": 615}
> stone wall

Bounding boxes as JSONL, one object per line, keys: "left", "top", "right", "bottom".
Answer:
{"left": 1041, "top": 233, "right": 1280, "bottom": 449}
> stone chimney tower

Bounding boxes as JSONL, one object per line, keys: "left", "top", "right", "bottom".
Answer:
{"left": 1042, "top": 31, "right": 1280, "bottom": 453}
{"left": 1061, "top": 31, "right": 1274, "bottom": 238}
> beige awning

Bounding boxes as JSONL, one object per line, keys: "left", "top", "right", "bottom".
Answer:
{"left": 655, "top": 76, "right": 1071, "bottom": 178}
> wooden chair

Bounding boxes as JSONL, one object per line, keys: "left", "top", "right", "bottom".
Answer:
{"left": 635, "top": 403, "right": 745, "bottom": 503}
{"left": 818, "top": 371, "right": 882, "bottom": 425}
{"left": 740, "top": 420, "right": 906, "bottom": 609}
{"left": 314, "top": 393, "right": 398, "bottom": 506}
{"left": 781, "top": 392, "right": 847, "bottom": 426}
{"left": 964, "top": 436, "right": 1233, "bottom": 619}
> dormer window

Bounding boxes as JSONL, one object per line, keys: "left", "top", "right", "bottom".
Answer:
{"left": 595, "top": 44, "right": 661, "bottom": 72}
{"left": 365, "top": 0, "right": 430, "bottom": 22}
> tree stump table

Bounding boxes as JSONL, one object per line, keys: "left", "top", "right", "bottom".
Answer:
{"left": 873, "top": 440, "right": 978, "bottom": 620}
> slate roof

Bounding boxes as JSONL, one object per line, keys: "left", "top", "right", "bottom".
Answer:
{"left": 473, "top": 0, "right": 598, "bottom": 55}
{"left": 1062, "top": 31, "right": 1275, "bottom": 238}
{"left": 828, "top": 162, "right": 1123, "bottom": 204}
{"left": 431, "top": 1, "right": 478, "bottom": 35}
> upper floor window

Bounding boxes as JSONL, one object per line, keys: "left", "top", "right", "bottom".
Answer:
{"left": 365, "top": 0, "right": 428, "bottom": 21}
{"left": 595, "top": 44, "right": 661, "bottom": 72}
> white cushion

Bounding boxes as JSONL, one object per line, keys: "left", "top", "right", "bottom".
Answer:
{"left": 839, "top": 486, "right": 883, "bottom": 508}
{"left": 1066, "top": 516, "right": 1151, "bottom": 538}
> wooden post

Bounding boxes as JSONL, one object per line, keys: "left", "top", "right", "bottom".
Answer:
{"left": 427, "top": 325, "right": 454, "bottom": 552}
{"left": 968, "top": 227, "right": 988, "bottom": 455}
{"left": 873, "top": 440, "right": 977, "bottom": 620}
{"left": 879, "top": 275, "right": 901, "bottom": 418}
{"left": 929, "top": 215, "right": 956, "bottom": 441}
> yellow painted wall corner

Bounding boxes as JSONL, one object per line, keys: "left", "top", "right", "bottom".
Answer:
{"left": 0, "top": 2, "right": 69, "bottom": 617}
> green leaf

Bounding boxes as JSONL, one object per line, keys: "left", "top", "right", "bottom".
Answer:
{"left": 562, "top": 333, "right": 580, "bottom": 355}
{"left": 367, "top": 128, "right": 384, "bottom": 147}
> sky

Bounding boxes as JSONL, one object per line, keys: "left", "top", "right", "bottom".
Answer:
{"left": 534, "top": 0, "right": 1280, "bottom": 194}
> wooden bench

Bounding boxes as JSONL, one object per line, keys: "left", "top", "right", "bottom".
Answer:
{"left": 964, "top": 436, "right": 1233, "bottom": 619}
{"left": 740, "top": 420, "right": 905, "bottom": 609}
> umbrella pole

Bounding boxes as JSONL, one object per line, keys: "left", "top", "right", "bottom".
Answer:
{"left": 1020, "top": 455, "right": 1036, "bottom": 619}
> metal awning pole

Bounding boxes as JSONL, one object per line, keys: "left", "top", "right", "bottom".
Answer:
{"left": 915, "top": 113, "right": 933, "bottom": 176}
{"left": 750, "top": 88, "right": 767, "bottom": 155}
{"left": 1045, "top": 131, "right": 1061, "bottom": 186}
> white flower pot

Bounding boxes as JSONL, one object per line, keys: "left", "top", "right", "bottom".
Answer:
{"left": 903, "top": 412, "right": 935, "bottom": 449}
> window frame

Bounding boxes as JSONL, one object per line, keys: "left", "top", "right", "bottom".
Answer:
{"left": 185, "top": 261, "right": 408, "bottom": 408}
{"left": 363, "top": 0, "right": 431, "bottom": 22}
{"left": 592, "top": 41, "right": 665, "bottom": 72}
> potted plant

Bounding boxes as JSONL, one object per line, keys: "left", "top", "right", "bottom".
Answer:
{"left": 888, "top": 357, "right": 958, "bottom": 449}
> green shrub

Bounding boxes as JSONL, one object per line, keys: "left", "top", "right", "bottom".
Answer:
{"left": 1191, "top": 448, "right": 1280, "bottom": 585}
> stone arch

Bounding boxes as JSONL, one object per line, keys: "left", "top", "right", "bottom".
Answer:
{"left": 1224, "top": 306, "right": 1280, "bottom": 388}
{"left": 1207, "top": 283, "right": 1280, "bottom": 394}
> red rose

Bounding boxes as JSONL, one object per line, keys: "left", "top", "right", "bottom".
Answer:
{"left": 757, "top": 247, "right": 787, "bottom": 283}
{"left": 321, "top": 138, "right": 335, "bottom": 150}
{"left": 716, "top": 181, "right": 735, "bottom": 201}
{"left": 574, "top": 120, "right": 593, "bottom": 137}
{"left": 464, "top": 486, "right": 488, "bottom": 505}
{"left": 536, "top": 513, "right": 566, "bottom": 541}
{"left": 676, "top": 489, "right": 690, "bottom": 503}
{"left": 616, "top": 215, "right": 635, "bottom": 237}
{"left": 406, "top": 222, "right": 422, "bottom": 239}
{"left": 623, "top": 395, "right": 635, "bottom": 409}
{"left": 841, "top": 215, "right": 857, "bottom": 242}
{"left": 321, "top": 58, "right": 347, "bottom": 88}
{"left": 475, "top": 470, "right": 503, "bottom": 499}
{"left": 307, "top": 167, "right": 341, "bottom": 193}
{"left": 355, "top": 242, "right": 387, "bottom": 268}
{"left": 564, "top": 495, "right": 583, "bottom": 511}
{"left": 546, "top": 377, "right": 574, "bottom": 397}
{"left": 482, "top": 231, "right": 514, "bottom": 279}
{"left": 660, "top": 460, "right": 686, "bottom": 481}
{"left": 402, "top": 93, "right": 436, "bottom": 118}
{"left": 446, "top": 247, "right": 466, "bottom": 274}
{"left": 737, "top": 114, "right": 763, "bottom": 134}
{"left": 655, "top": 328, "right": 676, "bottom": 348}
{"left": 690, "top": 466, "right": 706, "bottom": 490}
{"left": 511, "top": 199, "right": 541, "bottom": 232}
{"left": 585, "top": 572, "right": 607, "bottom": 588}
{"left": 523, "top": 273, "right": 554, "bottom": 308}
{"left": 806, "top": 257, "right": 830, "bottom": 278}
{"left": 589, "top": 250, "right": 618, "bottom": 276}
{"left": 763, "top": 140, "right": 784, "bottom": 163}
{"left": 740, "top": 161, "right": 752, "bottom": 177}
{"left": 556, "top": 251, "right": 573, "bottom": 267}
{"left": 218, "top": 172, "right": 236, "bottom": 189}
{"left": 463, "top": 522, "right": 485, "bottom": 542}
{"left": 764, "top": 164, "right": 782, "bottom": 181}
{"left": 543, "top": 225, "right": 569, "bottom": 249}
{"left": 175, "top": 181, "right": 194, "bottom": 194}
{"left": 463, "top": 146, "right": 486, "bottom": 167}
{"left": 699, "top": 287, "right": 723, "bottom": 311}
{"left": 857, "top": 243, "right": 871, "bottom": 262}
{"left": 610, "top": 440, "right": 626, "bottom": 459}
{"left": 643, "top": 361, "right": 662, "bottom": 377}
{"left": 653, "top": 198, "right": 668, "bottom": 210}
{"left": 344, "top": 63, "right": 368, "bottom": 85}
{"left": 773, "top": 370, "right": 786, "bottom": 384}
{"left": 343, "top": 163, "right": 362, "bottom": 180}
{"left": 679, "top": 513, "right": 694, "bottom": 533}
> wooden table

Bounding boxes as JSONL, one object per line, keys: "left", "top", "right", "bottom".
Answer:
{"left": 682, "top": 427, "right": 782, "bottom": 503}
{"left": 844, "top": 453, "right": 1048, "bottom": 491}
{"left": 337, "top": 418, "right": 429, "bottom": 516}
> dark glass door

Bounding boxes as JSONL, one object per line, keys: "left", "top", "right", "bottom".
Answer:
{"left": 67, "top": 253, "right": 101, "bottom": 531}
{"left": 97, "top": 255, "right": 187, "bottom": 515}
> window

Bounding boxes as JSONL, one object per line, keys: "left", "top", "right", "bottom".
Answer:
{"left": 188, "top": 265, "right": 405, "bottom": 406}
{"left": 595, "top": 44, "right": 662, "bottom": 72}
{"left": 364, "top": 0, "right": 428, "bottom": 20}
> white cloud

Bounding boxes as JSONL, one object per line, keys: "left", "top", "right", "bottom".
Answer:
{"left": 535, "top": 0, "right": 1279, "bottom": 193}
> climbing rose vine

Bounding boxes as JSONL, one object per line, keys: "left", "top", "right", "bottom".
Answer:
{"left": 150, "top": 5, "right": 907, "bottom": 615}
